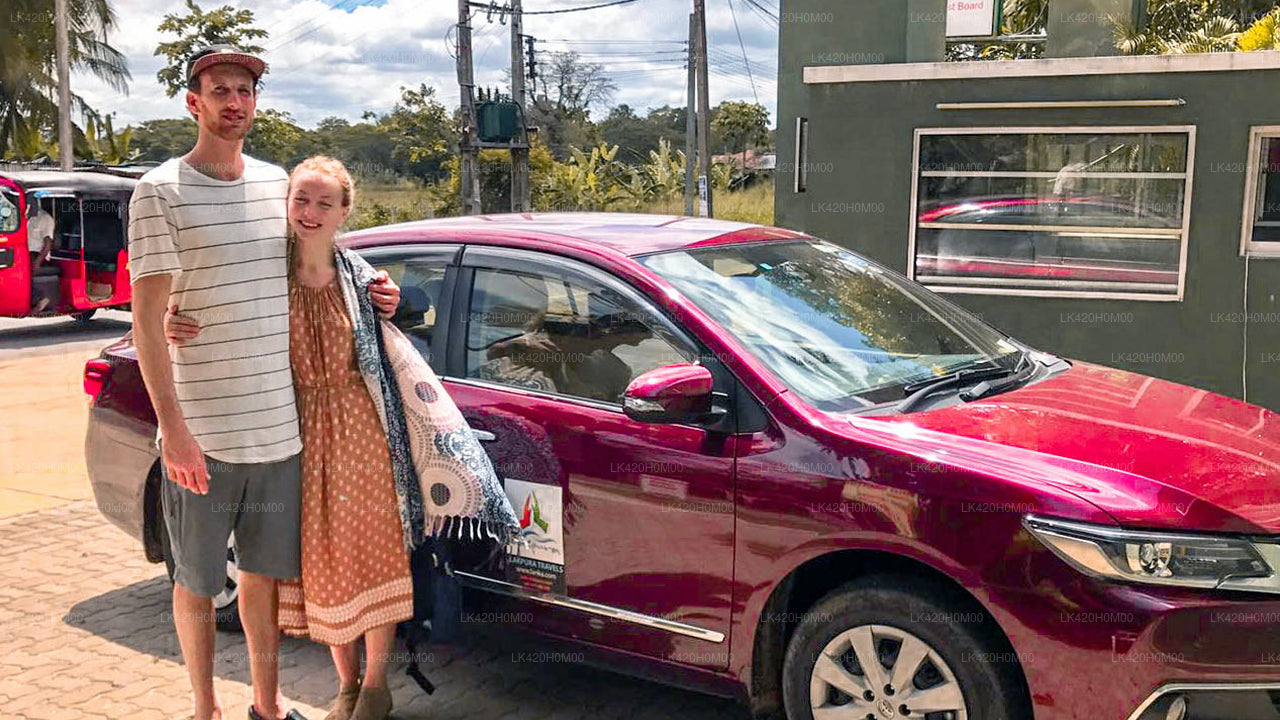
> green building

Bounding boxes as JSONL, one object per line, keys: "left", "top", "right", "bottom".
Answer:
{"left": 776, "top": 0, "right": 1280, "bottom": 411}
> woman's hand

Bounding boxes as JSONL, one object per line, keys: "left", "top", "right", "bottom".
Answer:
{"left": 370, "top": 271, "right": 401, "bottom": 319}
{"left": 164, "top": 305, "right": 201, "bottom": 345}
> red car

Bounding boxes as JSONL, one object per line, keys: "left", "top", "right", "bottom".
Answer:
{"left": 85, "top": 213, "right": 1280, "bottom": 720}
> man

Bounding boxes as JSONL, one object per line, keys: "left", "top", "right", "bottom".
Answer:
{"left": 26, "top": 198, "right": 55, "bottom": 312}
{"left": 127, "top": 45, "right": 399, "bottom": 720}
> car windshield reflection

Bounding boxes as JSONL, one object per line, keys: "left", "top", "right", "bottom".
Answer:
{"left": 639, "top": 240, "right": 1022, "bottom": 412}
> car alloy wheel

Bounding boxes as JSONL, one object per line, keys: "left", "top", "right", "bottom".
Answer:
{"left": 809, "top": 624, "right": 965, "bottom": 720}
{"left": 782, "top": 576, "right": 1029, "bottom": 720}
{"left": 212, "top": 533, "right": 240, "bottom": 617}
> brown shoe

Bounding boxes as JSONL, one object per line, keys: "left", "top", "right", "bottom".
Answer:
{"left": 349, "top": 684, "right": 392, "bottom": 720}
{"left": 33, "top": 297, "right": 50, "bottom": 313}
{"left": 323, "top": 683, "right": 362, "bottom": 720}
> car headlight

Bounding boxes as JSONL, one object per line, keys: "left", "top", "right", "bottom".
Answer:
{"left": 1024, "top": 515, "right": 1280, "bottom": 595}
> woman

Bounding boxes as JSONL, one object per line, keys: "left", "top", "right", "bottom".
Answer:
{"left": 167, "top": 156, "right": 411, "bottom": 720}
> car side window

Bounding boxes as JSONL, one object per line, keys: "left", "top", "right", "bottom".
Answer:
{"left": 372, "top": 260, "right": 448, "bottom": 359}
{"left": 465, "top": 266, "right": 697, "bottom": 404}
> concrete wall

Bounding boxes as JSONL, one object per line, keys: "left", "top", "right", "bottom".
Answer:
{"left": 777, "top": 19, "right": 1280, "bottom": 409}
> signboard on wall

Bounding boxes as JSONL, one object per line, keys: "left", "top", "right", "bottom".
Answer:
{"left": 946, "top": 0, "right": 1001, "bottom": 38}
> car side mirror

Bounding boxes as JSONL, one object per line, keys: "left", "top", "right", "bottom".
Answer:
{"left": 623, "top": 364, "right": 717, "bottom": 425}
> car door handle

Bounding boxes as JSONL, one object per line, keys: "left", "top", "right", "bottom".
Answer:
{"left": 472, "top": 429, "right": 496, "bottom": 442}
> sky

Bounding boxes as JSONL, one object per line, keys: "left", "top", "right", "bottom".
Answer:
{"left": 75, "top": 0, "right": 780, "bottom": 130}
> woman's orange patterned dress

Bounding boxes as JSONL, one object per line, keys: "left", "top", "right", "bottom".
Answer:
{"left": 278, "top": 276, "right": 413, "bottom": 645}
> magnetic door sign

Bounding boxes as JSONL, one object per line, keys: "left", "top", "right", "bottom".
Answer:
{"left": 946, "top": 0, "right": 1000, "bottom": 38}
{"left": 504, "top": 478, "right": 566, "bottom": 595}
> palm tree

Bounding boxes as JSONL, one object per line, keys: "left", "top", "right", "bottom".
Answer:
{"left": 0, "top": 0, "right": 130, "bottom": 160}
{"left": 1114, "top": 0, "right": 1276, "bottom": 55}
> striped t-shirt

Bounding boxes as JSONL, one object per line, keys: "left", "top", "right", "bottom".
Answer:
{"left": 128, "top": 155, "right": 301, "bottom": 464}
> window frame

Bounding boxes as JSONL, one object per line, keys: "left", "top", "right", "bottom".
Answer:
{"left": 908, "top": 124, "right": 1197, "bottom": 302}
{"left": 1240, "top": 125, "right": 1280, "bottom": 259}
{"left": 451, "top": 245, "right": 705, "bottom": 412}
{"left": 357, "top": 243, "right": 462, "bottom": 376}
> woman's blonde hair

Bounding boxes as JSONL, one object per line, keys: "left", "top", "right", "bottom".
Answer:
{"left": 289, "top": 155, "right": 356, "bottom": 209}
{"left": 287, "top": 156, "right": 356, "bottom": 278}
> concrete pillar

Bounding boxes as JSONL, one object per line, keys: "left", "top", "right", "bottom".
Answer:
{"left": 906, "top": 0, "right": 947, "bottom": 62}
{"left": 1046, "top": 0, "right": 1142, "bottom": 58}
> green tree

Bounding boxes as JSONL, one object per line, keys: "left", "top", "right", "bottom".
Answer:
{"left": 243, "top": 108, "right": 304, "bottom": 167}
{"left": 0, "top": 0, "right": 131, "bottom": 159}
{"left": 599, "top": 104, "right": 688, "bottom": 165}
{"left": 711, "top": 101, "right": 769, "bottom": 166}
{"left": 80, "top": 113, "right": 138, "bottom": 164}
{"left": 131, "top": 118, "right": 199, "bottom": 162}
{"left": 366, "top": 84, "right": 451, "bottom": 179}
{"left": 528, "top": 51, "right": 613, "bottom": 160}
{"left": 1114, "top": 0, "right": 1276, "bottom": 54}
{"left": 154, "top": 0, "right": 268, "bottom": 98}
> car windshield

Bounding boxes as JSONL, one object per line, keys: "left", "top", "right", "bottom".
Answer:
{"left": 638, "top": 240, "right": 1024, "bottom": 412}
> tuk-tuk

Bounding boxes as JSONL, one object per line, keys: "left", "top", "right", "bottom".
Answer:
{"left": 0, "top": 170, "right": 137, "bottom": 322}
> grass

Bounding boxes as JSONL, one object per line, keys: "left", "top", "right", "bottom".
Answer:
{"left": 632, "top": 183, "right": 774, "bottom": 225}
{"left": 353, "top": 179, "right": 777, "bottom": 229}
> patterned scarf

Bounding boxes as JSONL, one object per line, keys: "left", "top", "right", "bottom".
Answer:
{"left": 334, "top": 246, "right": 519, "bottom": 551}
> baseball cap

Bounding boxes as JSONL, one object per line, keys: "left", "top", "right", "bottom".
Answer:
{"left": 187, "top": 44, "right": 267, "bottom": 84}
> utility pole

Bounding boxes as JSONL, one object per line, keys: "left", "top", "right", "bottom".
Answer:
{"left": 55, "top": 0, "right": 73, "bottom": 171}
{"left": 684, "top": 15, "right": 696, "bottom": 216}
{"left": 456, "top": 0, "right": 482, "bottom": 215}
{"left": 510, "top": 0, "right": 530, "bottom": 212}
{"left": 694, "top": 0, "right": 713, "bottom": 217}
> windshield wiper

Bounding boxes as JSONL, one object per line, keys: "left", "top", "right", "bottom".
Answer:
{"left": 959, "top": 353, "right": 1037, "bottom": 402}
{"left": 894, "top": 354, "right": 1028, "bottom": 414}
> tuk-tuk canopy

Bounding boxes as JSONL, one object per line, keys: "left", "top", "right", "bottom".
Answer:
{"left": 0, "top": 170, "right": 137, "bottom": 203}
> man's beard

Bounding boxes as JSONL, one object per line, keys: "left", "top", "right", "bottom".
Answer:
{"left": 208, "top": 116, "right": 253, "bottom": 141}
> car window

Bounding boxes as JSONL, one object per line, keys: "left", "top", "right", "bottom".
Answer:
{"left": 0, "top": 188, "right": 18, "bottom": 234}
{"left": 465, "top": 266, "right": 696, "bottom": 404}
{"left": 373, "top": 260, "right": 447, "bottom": 359}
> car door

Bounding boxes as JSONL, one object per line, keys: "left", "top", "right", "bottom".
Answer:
{"left": 442, "top": 245, "right": 737, "bottom": 671}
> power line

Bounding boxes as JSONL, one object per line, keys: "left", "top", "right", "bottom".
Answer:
{"left": 522, "top": 0, "right": 642, "bottom": 15}
{"left": 266, "top": 0, "right": 380, "bottom": 52}
{"left": 740, "top": 0, "right": 778, "bottom": 27}
{"left": 725, "top": 0, "right": 758, "bottom": 104}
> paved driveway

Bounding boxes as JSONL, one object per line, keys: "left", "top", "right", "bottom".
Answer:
{"left": 0, "top": 501, "right": 751, "bottom": 720}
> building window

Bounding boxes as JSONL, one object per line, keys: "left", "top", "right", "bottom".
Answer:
{"left": 910, "top": 126, "right": 1194, "bottom": 300}
{"left": 1241, "top": 126, "right": 1280, "bottom": 257}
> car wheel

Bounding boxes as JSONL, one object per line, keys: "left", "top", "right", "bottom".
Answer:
{"left": 160, "top": 527, "right": 243, "bottom": 633}
{"left": 782, "top": 576, "right": 1027, "bottom": 720}
{"left": 72, "top": 309, "right": 97, "bottom": 324}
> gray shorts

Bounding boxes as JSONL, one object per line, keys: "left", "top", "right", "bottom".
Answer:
{"left": 161, "top": 450, "right": 302, "bottom": 598}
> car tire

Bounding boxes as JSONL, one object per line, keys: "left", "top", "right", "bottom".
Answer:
{"left": 782, "top": 575, "right": 1028, "bottom": 720}
{"left": 72, "top": 309, "right": 97, "bottom": 324}
{"left": 159, "top": 524, "right": 243, "bottom": 633}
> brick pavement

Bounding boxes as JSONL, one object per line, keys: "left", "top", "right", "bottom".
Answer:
{"left": 0, "top": 502, "right": 749, "bottom": 720}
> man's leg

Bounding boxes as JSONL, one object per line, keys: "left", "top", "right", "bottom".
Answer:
{"left": 240, "top": 571, "right": 286, "bottom": 719}
{"left": 28, "top": 252, "right": 51, "bottom": 312}
{"left": 237, "top": 453, "right": 304, "bottom": 720}
{"left": 173, "top": 583, "right": 221, "bottom": 720}
{"left": 163, "top": 458, "right": 239, "bottom": 720}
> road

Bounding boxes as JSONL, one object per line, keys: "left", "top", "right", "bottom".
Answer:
{"left": 0, "top": 311, "right": 131, "bottom": 517}
{"left": 0, "top": 317, "right": 751, "bottom": 720}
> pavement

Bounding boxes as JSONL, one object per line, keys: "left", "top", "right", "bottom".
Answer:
{"left": 0, "top": 315, "right": 751, "bottom": 720}
{"left": 0, "top": 311, "right": 131, "bottom": 518}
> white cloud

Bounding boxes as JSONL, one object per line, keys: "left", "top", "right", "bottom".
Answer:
{"left": 74, "top": 0, "right": 779, "bottom": 129}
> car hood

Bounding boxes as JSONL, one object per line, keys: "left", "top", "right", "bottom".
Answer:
{"left": 865, "top": 362, "right": 1280, "bottom": 534}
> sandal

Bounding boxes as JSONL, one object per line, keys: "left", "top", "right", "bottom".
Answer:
{"left": 248, "top": 706, "right": 310, "bottom": 720}
{"left": 349, "top": 684, "right": 392, "bottom": 720}
{"left": 324, "top": 682, "right": 362, "bottom": 720}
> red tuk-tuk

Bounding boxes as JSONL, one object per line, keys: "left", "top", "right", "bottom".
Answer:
{"left": 0, "top": 170, "right": 137, "bottom": 322}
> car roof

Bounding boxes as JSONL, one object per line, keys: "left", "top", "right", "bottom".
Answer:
{"left": 0, "top": 169, "right": 138, "bottom": 196}
{"left": 344, "top": 212, "right": 810, "bottom": 258}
